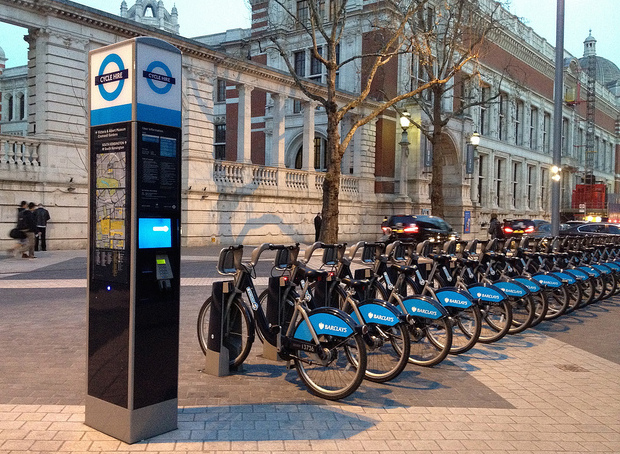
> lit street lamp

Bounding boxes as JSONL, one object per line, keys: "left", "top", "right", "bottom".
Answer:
{"left": 399, "top": 110, "right": 411, "bottom": 198}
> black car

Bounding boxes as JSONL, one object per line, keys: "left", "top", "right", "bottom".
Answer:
{"left": 381, "top": 215, "right": 458, "bottom": 243}
{"left": 502, "top": 219, "right": 550, "bottom": 238}
{"left": 560, "top": 222, "right": 620, "bottom": 236}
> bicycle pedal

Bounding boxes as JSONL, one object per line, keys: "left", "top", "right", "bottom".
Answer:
{"left": 286, "top": 360, "right": 294, "bottom": 370}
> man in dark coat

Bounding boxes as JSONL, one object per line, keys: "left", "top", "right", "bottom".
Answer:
{"left": 34, "top": 203, "right": 51, "bottom": 251}
{"left": 314, "top": 213, "right": 322, "bottom": 242}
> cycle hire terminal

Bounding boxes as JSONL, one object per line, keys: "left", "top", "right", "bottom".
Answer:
{"left": 86, "top": 37, "right": 182, "bottom": 444}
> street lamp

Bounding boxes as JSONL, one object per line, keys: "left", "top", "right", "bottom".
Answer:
{"left": 466, "top": 131, "right": 479, "bottom": 176}
{"left": 398, "top": 110, "right": 411, "bottom": 198}
{"left": 551, "top": 165, "right": 561, "bottom": 182}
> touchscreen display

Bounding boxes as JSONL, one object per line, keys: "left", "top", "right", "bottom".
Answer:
{"left": 138, "top": 218, "right": 172, "bottom": 249}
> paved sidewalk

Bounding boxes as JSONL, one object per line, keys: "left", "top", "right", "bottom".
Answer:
{"left": 0, "top": 248, "right": 619, "bottom": 453}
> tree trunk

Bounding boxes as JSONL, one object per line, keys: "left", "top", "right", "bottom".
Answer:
{"left": 321, "top": 104, "right": 341, "bottom": 243}
{"left": 430, "top": 128, "right": 445, "bottom": 219}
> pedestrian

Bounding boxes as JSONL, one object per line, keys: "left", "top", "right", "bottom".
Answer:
{"left": 488, "top": 214, "right": 503, "bottom": 239}
{"left": 7, "top": 201, "right": 28, "bottom": 257}
{"left": 18, "top": 202, "right": 37, "bottom": 258}
{"left": 314, "top": 212, "right": 322, "bottom": 242}
{"left": 34, "top": 203, "right": 51, "bottom": 252}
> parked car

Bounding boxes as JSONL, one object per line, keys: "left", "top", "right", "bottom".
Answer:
{"left": 560, "top": 222, "right": 620, "bottom": 236}
{"left": 502, "top": 219, "right": 550, "bottom": 239}
{"left": 381, "top": 215, "right": 459, "bottom": 243}
{"left": 526, "top": 222, "right": 572, "bottom": 238}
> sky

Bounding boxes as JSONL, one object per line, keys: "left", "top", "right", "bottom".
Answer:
{"left": 0, "top": 0, "right": 619, "bottom": 71}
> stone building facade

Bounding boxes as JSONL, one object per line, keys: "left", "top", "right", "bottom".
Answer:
{"left": 0, "top": 0, "right": 619, "bottom": 250}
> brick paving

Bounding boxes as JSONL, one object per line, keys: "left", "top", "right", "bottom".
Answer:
{"left": 0, "top": 248, "right": 619, "bottom": 453}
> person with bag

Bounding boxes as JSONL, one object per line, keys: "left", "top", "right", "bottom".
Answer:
{"left": 7, "top": 201, "right": 28, "bottom": 257}
{"left": 16, "top": 202, "right": 37, "bottom": 258}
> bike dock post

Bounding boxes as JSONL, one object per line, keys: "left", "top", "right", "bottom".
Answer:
{"left": 204, "top": 281, "right": 234, "bottom": 376}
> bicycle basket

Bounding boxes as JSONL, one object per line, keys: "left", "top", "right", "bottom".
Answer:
{"left": 217, "top": 246, "right": 243, "bottom": 275}
{"left": 274, "top": 245, "right": 299, "bottom": 270}
{"left": 322, "top": 244, "right": 345, "bottom": 266}
{"left": 361, "top": 243, "right": 377, "bottom": 263}
{"left": 392, "top": 242, "right": 407, "bottom": 261}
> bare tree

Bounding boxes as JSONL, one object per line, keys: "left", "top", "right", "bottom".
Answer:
{"left": 404, "top": 0, "right": 508, "bottom": 218}
{"left": 259, "top": 0, "right": 498, "bottom": 241}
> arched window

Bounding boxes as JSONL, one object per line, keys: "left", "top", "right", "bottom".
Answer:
{"left": 17, "top": 93, "right": 25, "bottom": 120}
{"left": 293, "top": 136, "right": 327, "bottom": 171}
{"left": 7, "top": 95, "right": 13, "bottom": 121}
{"left": 144, "top": 5, "right": 155, "bottom": 17}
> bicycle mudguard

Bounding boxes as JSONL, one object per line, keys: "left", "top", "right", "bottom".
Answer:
{"left": 493, "top": 280, "right": 529, "bottom": 298}
{"left": 562, "top": 269, "right": 588, "bottom": 281}
{"left": 577, "top": 265, "right": 601, "bottom": 278}
{"left": 434, "top": 287, "right": 475, "bottom": 309}
{"left": 293, "top": 307, "right": 358, "bottom": 342}
{"left": 347, "top": 299, "right": 402, "bottom": 327}
{"left": 531, "top": 273, "right": 563, "bottom": 288}
{"left": 548, "top": 271, "right": 577, "bottom": 285}
{"left": 400, "top": 295, "right": 448, "bottom": 320}
{"left": 590, "top": 264, "right": 613, "bottom": 275}
{"left": 467, "top": 283, "right": 508, "bottom": 304}
{"left": 603, "top": 262, "right": 620, "bottom": 272}
{"left": 513, "top": 276, "right": 542, "bottom": 293}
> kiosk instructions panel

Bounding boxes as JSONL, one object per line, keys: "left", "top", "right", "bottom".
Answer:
{"left": 86, "top": 37, "right": 182, "bottom": 444}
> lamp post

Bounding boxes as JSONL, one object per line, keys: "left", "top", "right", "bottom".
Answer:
{"left": 399, "top": 110, "right": 411, "bottom": 198}
{"left": 466, "top": 131, "right": 479, "bottom": 177}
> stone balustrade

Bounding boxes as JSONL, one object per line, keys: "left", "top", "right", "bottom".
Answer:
{"left": 212, "top": 161, "right": 359, "bottom": 197}
{"left": 0, "top": 134, "right": 41, "bottom": 168}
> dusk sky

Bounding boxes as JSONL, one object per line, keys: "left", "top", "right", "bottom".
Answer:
{"left": 1, "top": 1, "right": 618, "bottom": 72}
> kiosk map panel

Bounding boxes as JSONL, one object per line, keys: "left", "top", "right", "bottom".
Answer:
{"left": 91, "top": 123, "right": 131, "bottom": 283}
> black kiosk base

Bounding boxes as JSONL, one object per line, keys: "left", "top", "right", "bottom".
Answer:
{"left": 85, "top": 397, "right": 177, "bottom": 444}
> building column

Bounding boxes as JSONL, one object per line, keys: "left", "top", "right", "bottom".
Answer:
{"left": 302, "top": 101, "right": 315, "bottom": 171}
{"left": 237, "top": 84, "right": 253, "bottom": 163}
{"left": 270, "top": 93, "right": 286, "bottom": 167}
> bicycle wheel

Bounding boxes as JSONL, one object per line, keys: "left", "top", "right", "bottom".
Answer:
{"left": 529, "top": 291, "right": 548, "bottom": 327}
{"left": 564, "top": 282, "right": 583, "bottom": 314}
{"left": 508, "top": 294, "right": 535, "bottom": 334}
{"left": 197, "top": 296, "right": 254, "bottom": 368}
{"left": 477, "top": 299, "right": 512, "bottom": 343}
{"left": 578, "top": 277, "right": 595, "bottom": 307}
{"left": 600, "top": 272, "right": 616, "bottom": 300}
{"left": 294, "top": 332, "right": 367, "bottom": 400}
{"left": 363, "top": 322, "right": 411, "bottom": 382}
{"left": 446, "top": 304, "right": 482, "bottom": 354}
{"left": 408, "top": 316, "right": 452, "bottom": 367}
{"left": 543, "top": 286, "right": 570, "bottom": 320}
{"left": 412, "top": 276, "right": 480, "bottom": 355}
{"left": 339, "top": 289, "right": 410, "bottom": 383}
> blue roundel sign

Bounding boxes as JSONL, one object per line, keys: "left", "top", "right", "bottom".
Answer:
{"left": 96, "top": 53, "right": 127, "bottom": 102}
{"left": 144, "top": 61, "right": 175, "bottom": 95}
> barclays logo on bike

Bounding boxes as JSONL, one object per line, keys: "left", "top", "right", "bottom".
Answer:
{"left": 367, "top": 312, "right": 395, "bottom": 323}
{"left": 318, "top": 322, "right": 348, "bottom": 333}
{"left": 476, "top": 292, "right": 500, "bottom": 300}
{"left": 444, "top": 297, "right": 469, "bottom": 306}
{"left": 410, "top": 306, "right": 439, "bottom": 317}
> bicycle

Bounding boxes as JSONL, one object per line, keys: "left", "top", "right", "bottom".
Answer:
{"left": 299, "top": 242, "right": 412, "bottom": 382}
{"left": 197, "top": 243, "right": 368, "bottom": 400}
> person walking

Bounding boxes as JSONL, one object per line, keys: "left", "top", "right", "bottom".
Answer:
{"left": 18, "top": 202, "right": 37, "bottom": 258}
{"left": 314, "top": 212, "right": 322, "bottom": 242}
{"left": 34, "top": 203, "right": 51, "bottom": 252}
{"left": 7, "top": 201, "right": 28, "bottom": 257}
{"left": 488, "top": 214, "right": 503, "bottom": 239}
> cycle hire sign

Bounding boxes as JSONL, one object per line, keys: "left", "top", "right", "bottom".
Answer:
{"left": 90, "top": 37, "right": 182, "bottom": 128}
{"left": 135, "top": 38, "right": 182, "bottom": 128}
{"left": 90, "top": 41, "right": 134, "bottom": 126}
